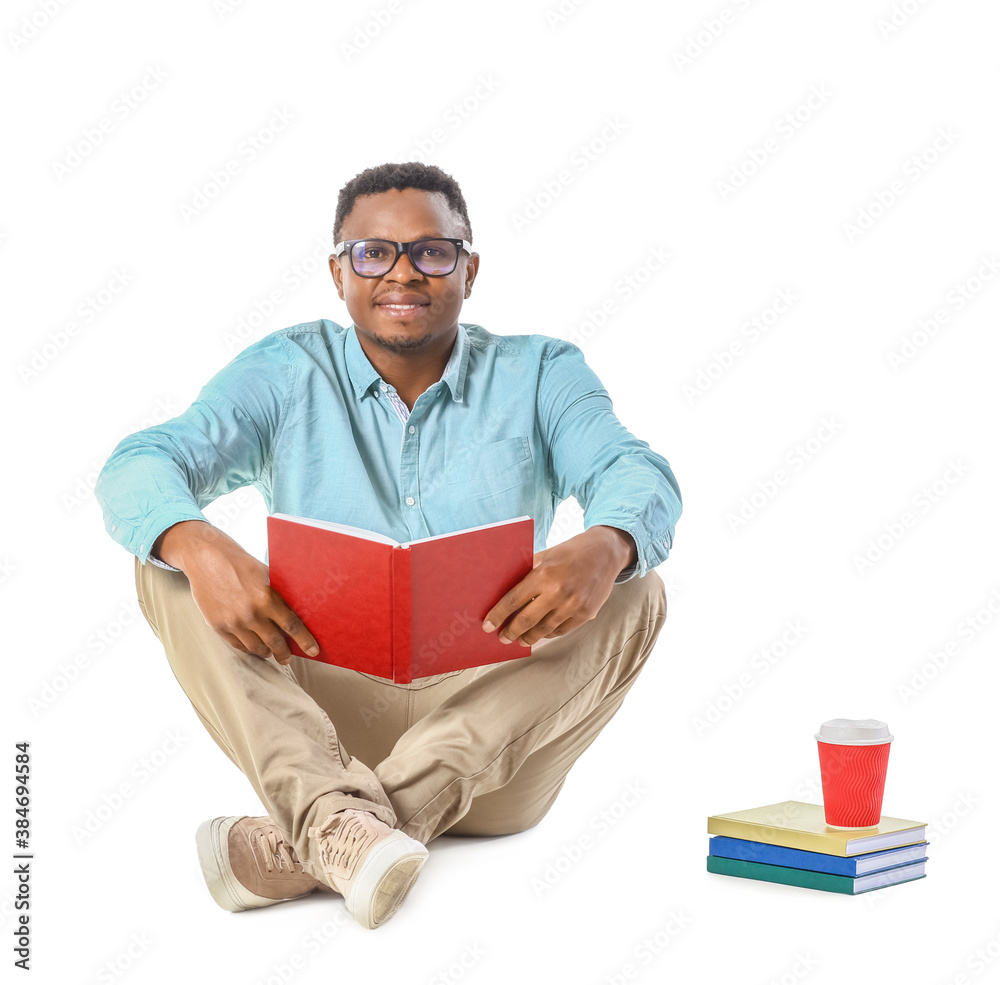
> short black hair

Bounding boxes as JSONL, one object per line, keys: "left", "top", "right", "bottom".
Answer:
{"left": 333, "top": 162, "right": 473, "bottom": 246}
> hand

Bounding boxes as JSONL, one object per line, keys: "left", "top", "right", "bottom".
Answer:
{"left": 153, "top": 520, "right": 319, "bottom": 666}
{"left": 481, "top": 526, "right": 634, "bottom": 647}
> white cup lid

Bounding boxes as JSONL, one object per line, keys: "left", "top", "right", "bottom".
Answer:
{"left": 815, "top": 718, "right": 893, "bottom": 745}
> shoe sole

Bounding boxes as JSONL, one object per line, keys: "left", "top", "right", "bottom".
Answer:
{"left": 345, "top": 833, "right": 428, "bottom": 929}
{"left": 195, "top": 816, "right": 309, "bottom": 913}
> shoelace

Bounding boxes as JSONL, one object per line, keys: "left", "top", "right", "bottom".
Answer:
{"left": 257, "top": 828, "right": 303, "bottom": 874}
{"left": 311, "top": 812, "right": 377, "bottom": 877}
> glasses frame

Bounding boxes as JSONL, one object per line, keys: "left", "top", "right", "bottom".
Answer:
{"left": 332, "top": 238, "right": 473, "bottom": 278}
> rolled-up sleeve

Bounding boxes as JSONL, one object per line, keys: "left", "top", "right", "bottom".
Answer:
{"left": 94, "top": 336, "right": 291, "bottom": 564}
{"left": 538, "top": 339, "right": 682, "bottom": 581}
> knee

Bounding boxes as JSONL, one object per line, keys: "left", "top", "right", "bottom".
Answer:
{"left": 620, "top": 567, "right": 668, "bottom": 631}
{"left": 447, "top": 810, "right": 546, "bottom": 838}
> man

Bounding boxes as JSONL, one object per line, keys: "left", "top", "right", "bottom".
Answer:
{"left": 95, "top": 161, "right": 682, "bottom": 930}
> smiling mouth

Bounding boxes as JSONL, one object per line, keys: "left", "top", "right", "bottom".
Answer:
{"left": 376, "top": 301, "right": 430, "bottom": 319}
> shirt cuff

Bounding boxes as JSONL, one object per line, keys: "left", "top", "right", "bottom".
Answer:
{"left": 614, "top": 561, "right": 639, "bottom": 584}
{"left": 147, "top": 552, "right": 182, "bottom": 573}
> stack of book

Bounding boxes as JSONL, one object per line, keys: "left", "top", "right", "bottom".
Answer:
{"left": 706, "top": 801, "right": 928, "bottom": 895}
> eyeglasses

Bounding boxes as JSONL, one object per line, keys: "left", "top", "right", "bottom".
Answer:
{"left": 333, "top": 238, "right": 472, "bottom": 278}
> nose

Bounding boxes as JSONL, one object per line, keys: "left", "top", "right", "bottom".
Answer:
{"left": 383, "top": 250, "right": 425, "bottom": 283}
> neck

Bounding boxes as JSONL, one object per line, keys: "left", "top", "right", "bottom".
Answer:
{"left": 356, "top": 325, "right": 458, "bottom": 409}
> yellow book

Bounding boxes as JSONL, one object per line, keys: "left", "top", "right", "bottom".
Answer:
{"left": 707, "top": 801, "right": 927, "bottom": 857}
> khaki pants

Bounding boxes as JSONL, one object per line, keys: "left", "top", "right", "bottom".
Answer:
{"left": 135, "top": 556, "right": 667, "bottom": 884}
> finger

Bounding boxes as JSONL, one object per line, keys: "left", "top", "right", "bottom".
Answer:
{"left": 234, "top": 628, "right": 286, "bottom": 664}
{"left": 220, "top": 631, "right": 251, "bottom": 655}
{"left": 483, "top": 582, "right": 537, "bottom": 635}
{"left": 254, "top": 623, "right": 295, "bottom": 665}
{"left": 518, "top": 617, "right": 574, "bottom": 647}
{"left": 497, "top": 596, "right": 548, "bottom": 644}
{"left": 269, "top": 595, "right": 320, "bottom": 657}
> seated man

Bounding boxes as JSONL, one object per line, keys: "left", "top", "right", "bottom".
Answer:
{"left": 95, "top": 161, "right": 682, "bottom": 930}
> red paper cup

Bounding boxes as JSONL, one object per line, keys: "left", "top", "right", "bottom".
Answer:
{"left": 815, "top": 719, "right": 893, "bottom": 828}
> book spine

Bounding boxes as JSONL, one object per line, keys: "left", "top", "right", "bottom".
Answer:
{"left": 391, "top": 547, "right": 413, "bottom": 684}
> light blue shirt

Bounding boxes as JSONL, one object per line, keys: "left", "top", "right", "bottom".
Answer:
{"left": 95, "top": 320, "right": 682, "bottom": 583}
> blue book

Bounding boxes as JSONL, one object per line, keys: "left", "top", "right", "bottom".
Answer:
{"left": 709, "top": 835, "right": 930, "bottom": 876}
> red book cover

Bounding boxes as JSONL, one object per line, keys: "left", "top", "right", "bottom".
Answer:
{"left": 266, "top": 513, "right": 535, "bottom": 683}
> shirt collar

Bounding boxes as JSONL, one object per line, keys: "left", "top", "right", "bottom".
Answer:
{"left": 345, "top": 322, "right": 469, "bottom": 404}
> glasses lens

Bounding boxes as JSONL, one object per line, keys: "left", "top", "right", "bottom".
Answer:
{"left": 410, "top": 239, "right": 459, "bottom": 276}
{"left": 348, "top": 240, "right": 461, "bottom": 277}
{"left": 350, "top": 240, "right": 395, "bottom": 277}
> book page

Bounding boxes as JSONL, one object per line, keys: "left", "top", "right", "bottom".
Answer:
{"left": 401, "top": 514, "right": 533, "bottom": 547}
{"left": 269, "top": 512, "right": 400, "bottom": 546}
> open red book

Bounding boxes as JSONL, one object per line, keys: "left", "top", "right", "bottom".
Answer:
{"left": 266, "top": 513, "right": 535, "bottom": 683}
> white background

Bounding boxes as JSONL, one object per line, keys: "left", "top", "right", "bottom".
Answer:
{"left": 5, "top": 0, "right": 1000, "bottom": 982}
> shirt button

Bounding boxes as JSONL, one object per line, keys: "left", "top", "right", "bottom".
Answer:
{"left": 111, "top": 524, "right": 117, "bottom": 532}
{"left": 380, "top": 384, "right": 388, "bottom": 392}
{"left": 140, "top": 544, "right": 144, "bottom": 553}
{"left": 408, "top": 425, "right": 415, "bottom": 434}
{"left": 405, "top": 496, "right": 415, "bottom": 506}
{"left": 373, "top": 389, "right": 380, "bottom": 398}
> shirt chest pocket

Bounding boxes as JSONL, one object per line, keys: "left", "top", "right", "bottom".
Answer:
{"left": 445, "top": 435, "right": 533, "bottom": 494}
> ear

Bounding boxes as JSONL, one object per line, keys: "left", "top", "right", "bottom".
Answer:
{"left": 329, "top": 255, "right": 345, "bottom": 300}
{"left": 463, "top": 252, "right": 480, "bottom": 299}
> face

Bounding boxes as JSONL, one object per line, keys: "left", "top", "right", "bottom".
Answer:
{"left": 330, "top": 187, "right": 479, "bottom": 356}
